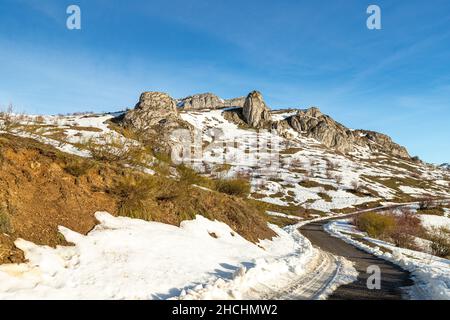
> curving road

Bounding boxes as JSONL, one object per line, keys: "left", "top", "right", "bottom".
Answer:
{"left": 299, "top": 218, "right": 414, "bottom": 300}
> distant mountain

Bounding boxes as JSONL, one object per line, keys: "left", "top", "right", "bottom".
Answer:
{"left": 440, "top": 163, "right": 450, "bottom": 170}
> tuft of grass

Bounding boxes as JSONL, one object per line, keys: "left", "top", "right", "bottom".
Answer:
{"left": 177, "top": 164, "right": 211, "bottom": 187}
{"left": 63, "top": 158, "right": 95, "bottom": 177}
{"left": 111, "top": 174, "right": 157, "bottom": 221}
{"left": 214, "top": 178, "right": 251, "bottom": 197}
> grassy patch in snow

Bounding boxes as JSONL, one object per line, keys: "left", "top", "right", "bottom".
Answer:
{"left": 298, "top": 179, "right": 334, "bottom": 190}
{"left": 318, "top": 192, "right": 332, "bottom": 202}
{"left": 280, "top": 147, "right": 302, "bottom": 155}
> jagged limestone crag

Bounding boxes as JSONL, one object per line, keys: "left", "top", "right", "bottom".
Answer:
{"left": 288, "top": 107, "right": 355, "bottom": 153}
{"left": 123, "top": 90, "right": 410, "bottom": 158}
{"left": 287, "top": 107, "right": 410, "bottom": 158}
{"left": 242, "top": 91, "right": 272, "bottom": 128}
{"left": 178, "top": 93, "right": 245, "bottom": 110}
{"left": 121, "top": 91, "right": 191, "bottom": 152}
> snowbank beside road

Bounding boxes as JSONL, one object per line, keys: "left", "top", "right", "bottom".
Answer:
{"left": 0, "top": 212, "right": 353, "bottom": 300}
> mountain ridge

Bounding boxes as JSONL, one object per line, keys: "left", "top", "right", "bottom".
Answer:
{"left": 124, "top": 90, "right": 410, "bottom": 159}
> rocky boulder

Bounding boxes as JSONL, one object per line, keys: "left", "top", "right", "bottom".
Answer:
{"left": 123, "top": 91, "right": 179, "bottom": 130}
{"left": 121, "top": 91, "right": 191, "bottom": 152}
{"left": 242, "top": 91, "right": 272, "bottom": 128}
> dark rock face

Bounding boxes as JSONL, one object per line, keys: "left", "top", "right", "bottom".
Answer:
{"left": 242, "top": 91, "right": 272, "bottom": 128}
{"left": 178, "top": 93, "right": 245, "bottom": 110}
{"left": 288, "top": 107, "right": 410, "bottom": 158}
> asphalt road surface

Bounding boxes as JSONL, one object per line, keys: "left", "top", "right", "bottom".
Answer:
{"left": 299, "top": 219, "right": 414, "bottom": 300}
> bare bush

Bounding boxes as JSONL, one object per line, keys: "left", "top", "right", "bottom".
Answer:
{"left": 419, "top": 197, "right": 435, "bottom": 210}
{"left": 354, "top": 209, "right": 425, "bottom": 250}
{"left": 0, "top": 104, "right": 19, "bottom": 132}
{"left": 429, "top": 228, "right": 450, "bottom": 258}
{"left": 334, "top": 173, "right": 343, "bottom": 184}
{"left": 389, "top": 209, "right": 425, "bottom": 249}
{"left": 350, "top": 180, "right": 361, "bottom": 192}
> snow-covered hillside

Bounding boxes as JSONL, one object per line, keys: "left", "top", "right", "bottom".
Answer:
{"left": 1, "top": 101, "right": 449, "bottom": 300}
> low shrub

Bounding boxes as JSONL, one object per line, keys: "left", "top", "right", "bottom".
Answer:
{"left": 389, "top": 210, "right": 425, "bottom": 249}
{"left": 354, "top": 212, "right": 396, "bottom": 238}
{"left": 354, "top": 209, "right": 426, "bottom": 250}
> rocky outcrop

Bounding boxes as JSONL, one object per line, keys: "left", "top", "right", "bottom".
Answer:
{"left": 179, "top": 93, "right": 223, "bottom": 110}
{"left": 288, "top": 107, "right": 410, "bottom": 158}
{"left": 242, "top": 91, "right": 272, "bottom": 128}
{"left": 223, "top": 97, "right": 245, "bottom": 108}
{"left": 121, "top": 91, "right": 191, "bottom": 152}
{"left": 439, "top": 163, "right": 450, "bottom": 170}
{"left": 289, "top": 107, "right": 355, "bottom": 153}
{"left": 178, "top": 93, "right": 245, "bottom": 110}
{"left": 354, "top": 130, "right": 410, "bottom": 158}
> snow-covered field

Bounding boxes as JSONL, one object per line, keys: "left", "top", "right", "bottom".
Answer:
{"left": 0, "top": 212, "right": 356, "bottom": 300}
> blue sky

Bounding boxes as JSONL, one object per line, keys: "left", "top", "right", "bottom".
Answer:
{"left": 0, "top": 0, "right": 449, "bottom": 163}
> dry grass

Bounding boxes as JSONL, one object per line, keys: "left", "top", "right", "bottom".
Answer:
{"left": 214, "top": 177, "right": 251, "bottom": 197}
{"left": 0, "top": 134, "right": 276, "bottom": 263}
{"left": 318, "top": 192, "right": 332, "bottom": 202}
{"left": 0, "top": 207, "right": 12, "bottom": 234}
{"left": 80, "top": 133, "right": 153, "bottom": 167}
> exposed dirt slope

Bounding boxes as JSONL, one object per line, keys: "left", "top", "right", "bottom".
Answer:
{"left": 0, "top": 134, "right": 275, "bottom": 264}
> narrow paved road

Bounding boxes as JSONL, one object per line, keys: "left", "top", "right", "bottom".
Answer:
{"left": 299, "top": 218, "right": 414, "bottom": 300}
